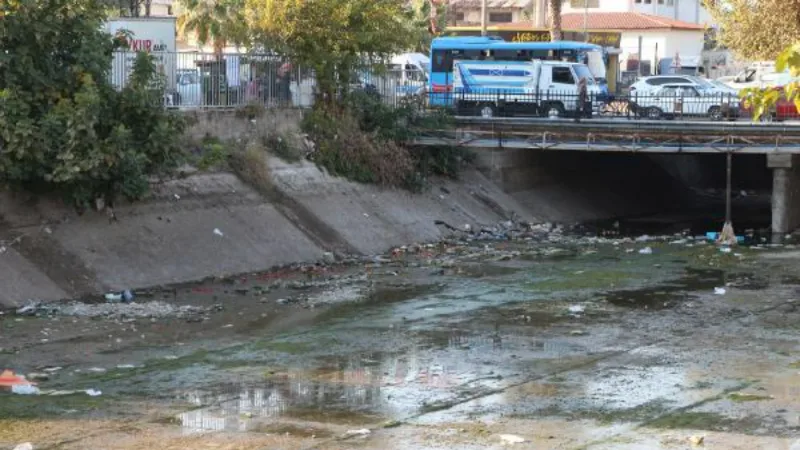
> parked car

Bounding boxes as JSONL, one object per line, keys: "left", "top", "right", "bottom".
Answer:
{"left": 741, "top": 86, "right": 800, "bottom": 122}
{"left": 176, "top": 69, "right": 202, "bottom": 107}
{"left": 629, "top": 75, "right": 729, "bottom": 96}
{"left": 633, "top": 85, "right": 740, "bottom": 121}
{"left": 707, "top": 79, "right": 740, "bottom": 96}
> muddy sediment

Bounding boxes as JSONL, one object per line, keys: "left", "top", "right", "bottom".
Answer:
{"left": 2, "top": 229, "right": 800, "bottom": 449}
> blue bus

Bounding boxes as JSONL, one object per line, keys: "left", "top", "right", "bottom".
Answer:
{"left": 429, "top": 36, "right": 608, "bottom": 106}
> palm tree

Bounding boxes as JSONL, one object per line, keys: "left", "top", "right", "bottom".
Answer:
{"left": 176, "top": 0, "right": 248, "bottom": 56}
{"left": 549, "top": 0, "right": 562, "bottom": 41}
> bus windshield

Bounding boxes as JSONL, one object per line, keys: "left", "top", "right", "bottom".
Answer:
{"left": 573, "top": 64, "right": 595, "bottom": 85}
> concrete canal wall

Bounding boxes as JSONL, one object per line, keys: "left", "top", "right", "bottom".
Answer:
{"left": 0, "top": 111, "right": 687, "bottom": 308}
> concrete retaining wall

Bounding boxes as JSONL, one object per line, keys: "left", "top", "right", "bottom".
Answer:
{"left": 0, "top": 111, "right": 690, "bottom": 308}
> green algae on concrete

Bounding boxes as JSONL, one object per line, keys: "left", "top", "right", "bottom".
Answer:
{"left": 526, "top": 269, "right": 638, "bottom": 292}
{"left": 0, "top": 393, "right": 108, "bottom": 419}
{"left": 646, "top": 412, "right": 745, "bottom": 431}
{"left": 728, "top": 392, "right": 774, "bottom": 402}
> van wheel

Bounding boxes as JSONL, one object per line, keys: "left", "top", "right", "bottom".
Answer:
{"left": 541, "top": 102, "right": 565, "bottom": 118}
{"left": 708, "top": 106, "right": 723, "bottom": 121}
{"left": 646, "top": 107, "right": 663, "bottom": 120}
{"left": 478, "top": 103, "right": 496, "bottom": 118}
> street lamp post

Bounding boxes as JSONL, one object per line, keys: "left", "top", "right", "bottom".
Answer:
{"left": 481, "top": 0, "right": 487, "bottom": 36}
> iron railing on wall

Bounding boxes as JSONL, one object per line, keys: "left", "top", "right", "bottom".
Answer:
{"left": 110, "top": 51, "right": 428, "bottom": 110}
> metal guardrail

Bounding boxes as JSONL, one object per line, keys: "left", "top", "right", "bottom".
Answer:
{"left": 414, "top": 116, "right": 800, "bottom": 154}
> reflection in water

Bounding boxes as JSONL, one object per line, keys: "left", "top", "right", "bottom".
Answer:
{"left": 178, "top": 329, "right": 581, "bottom": 432}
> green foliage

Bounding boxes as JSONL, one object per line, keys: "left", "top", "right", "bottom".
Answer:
{"left": 246, "top": 0, "right": 419, "bottom": 103}
{"left": 177, "top": 0, "right": 249, "bottom": 53}
{"left": 742, "top": 43, "right": 800, "bottom": 121}
{"left": 261, "top": 132, "right": 300, "bottom": 162}
{"left": 704, "top": 0, "right": 800, "bottom": 60}
{"left": 302, "top": 93, "right": 469, "bottom": 189}
{"left": 0, "top": 0, "right": 186, "bottom": 208}
{"left": 194, "top": 136, "right": 231, "bottom": 170}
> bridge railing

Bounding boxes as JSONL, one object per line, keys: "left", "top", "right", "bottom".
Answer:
{"left": 425, "top": 90, "right": 798, "bottom": 123}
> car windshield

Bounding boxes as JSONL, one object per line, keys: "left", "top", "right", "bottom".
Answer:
{"left": 689, "top": 77, "right": 714, "bottom": 88}
{"left": 573, "top": 65, "right": 595, "bottom": 85}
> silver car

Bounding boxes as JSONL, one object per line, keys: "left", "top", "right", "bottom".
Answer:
{"left": 630, "top": 75, "right": 730, "bottom": 96}
{"left": 633, "top": 85, "right": 740, "bottom": 121}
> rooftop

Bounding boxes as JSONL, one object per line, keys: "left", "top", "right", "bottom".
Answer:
{"left": 448, "top": 0, "right": 532, "bottom": 9}
{"left": 559, "top": 12, "right": 706, "bottom": 31}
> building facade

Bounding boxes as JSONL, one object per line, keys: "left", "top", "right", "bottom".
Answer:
{"left": 559, "top": 0, "right": 712, "bottom": 26}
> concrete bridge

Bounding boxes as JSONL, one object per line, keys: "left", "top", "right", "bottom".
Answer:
{"left": 416, "top": 117, "right": 800, "bottom": 235}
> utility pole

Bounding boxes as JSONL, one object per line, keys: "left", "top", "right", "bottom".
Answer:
{"left": 481, "top": 0, "right": 487, "bottom": 36}
{"left": 583, "top": 0, "right": 589, "bottom": 42}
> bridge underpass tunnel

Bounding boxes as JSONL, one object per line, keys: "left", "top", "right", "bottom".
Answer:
{"left": 474, "top": 148, "right": 774, "bottom": 235}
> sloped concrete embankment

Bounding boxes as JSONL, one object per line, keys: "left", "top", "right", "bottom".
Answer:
{"left": 0, "top": 165, "right": 531, "bottom": 308}
{"left": 0, "top": 111, "right": 689, "bottom": 308}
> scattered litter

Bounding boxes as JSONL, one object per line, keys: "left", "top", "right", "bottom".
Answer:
{"left": 499, "top": 434, "right": 527, "bottom": 444}
{"left": 13, "top": 443, "right": 33, "bottom": 450}
{"left": 104, "top": 290, "right": 134, "bottom": 303}
{"left": 213, "top": 228, "right": 224, "bottom": 237}
{"left": 11, "top": 384, "right": 40, "bottom": 395}
{"left": 719, "top": 247, "right": 732, "bottom": 254}
{"left": 85, "top": 389, "right": 102, "bottom": 397}
{"left": 0, "top": 370, "right": 35, "bottom": 389}
{"left": 568, "top": 305, "right": 585, "bottom": 314}
{"left": 27, "top": 373, "right": 49, "bottom": 382}
{"left": 463, "top": 224, "right": 472, "bottom": 232}
{"left": 322, "top": 252, "right": 336, "bottom": 264}
{"left": 87, "top": 367, "right": 107, "bottom": 373}
{"left": 688, "top": 435, "right": 705, "bottom": 446}
{"left": 15, "top": 303, "right": 39, "bottom": 316}
{"left": 570, "top": 330, "right": 587, "bottom": 336}
{"left": 116, "top": 364, "right": 136, "bottom": 370}
{"left": 43, "top": 367, "right": 63, "bottom": 373}
{"left": 345, "top": 429, "right": 371, "bottom": 436}
{"left": 639, "top": 247, "right": 653, "bottom": 255}
{"left": 705, "top": 232, "right": 744, "bottom": 243}
{"left": 173, "top": 194, "right": 181, "bottom": 200}
{"left": 714, "top": 287, "right": 727, "bottom": 295}
{"left": 635, "top": 235, "right": 651, "bottom": 242}
{"left": 222, "top": 324, "right": 234, "bottom": 328}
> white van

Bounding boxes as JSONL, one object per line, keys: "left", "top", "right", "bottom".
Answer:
{"left": 452, "top": 59, "right": 601, "bottom": 117}
{"left": 388, "top": 53, "right": 430, "bottom": 98}
{"left": 718, "top": 62, "right": 781, "bottom": 90}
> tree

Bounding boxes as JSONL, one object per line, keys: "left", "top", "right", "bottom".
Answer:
{"left": 549, "top": 0, "right": 562, "bottom": 41}
{"left": 177, "top": 0, "right": 249, "bottom": 54}
{"left": 246, "top": 0, "right": 415, "bottom": 105}
{"left": 0, "top": 0, "right": 185, "bottom": 209}
{"left": 407, "top": 0, "right": 446, "bottom": 53}
{"left": 103, "top": 0, "right": 151, "bottom": 17}
{"left": 704, "top": 0, "right": 800, "bottom": 60}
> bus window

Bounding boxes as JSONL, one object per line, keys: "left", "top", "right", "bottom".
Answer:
{"left": 432, "top": 50, "right": 453, "bottom": 72}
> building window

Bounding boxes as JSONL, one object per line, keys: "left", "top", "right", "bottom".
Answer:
{"left": 634, "top": 0, "right": 652, "bottom": 3}
{"left": 454, "top": 12, "right": 464, "bottom": 22}
{"left": 488, "top": 12, "right": 513, "bottom": 23}
{"left": 167, "top": 5, "right": 173, "bottom": 15}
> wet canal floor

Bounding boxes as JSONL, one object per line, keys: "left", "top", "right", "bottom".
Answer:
{"left": 2, "top": 234, "right": 800, "bottom": 449}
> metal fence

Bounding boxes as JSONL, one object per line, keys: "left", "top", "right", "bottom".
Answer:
{"left": 433, "top": 90, "right": 797, "bottom": 123}
{"left": 110, "top": 51, "right": 427, "bottom": 110}
{"left": 110, "top": 51, "right": 799, "bottom": 124}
